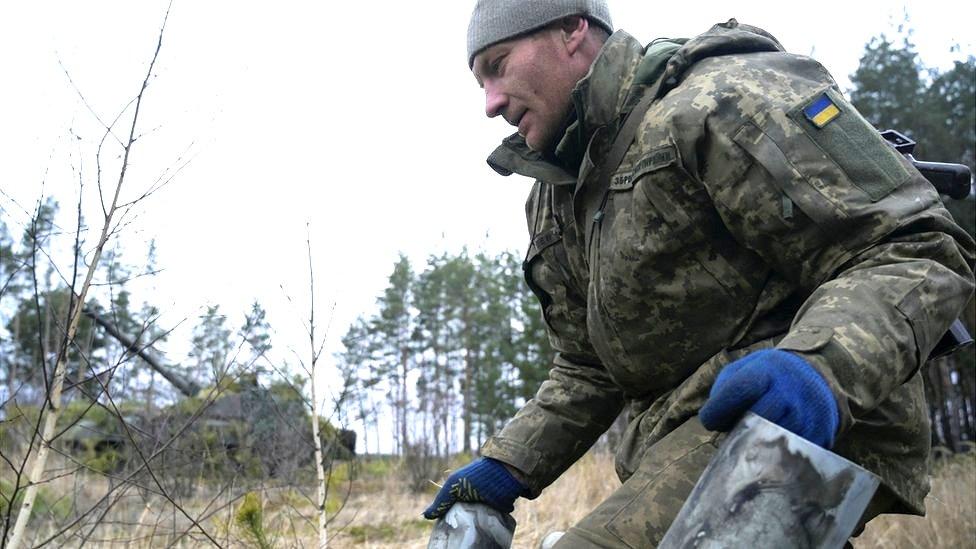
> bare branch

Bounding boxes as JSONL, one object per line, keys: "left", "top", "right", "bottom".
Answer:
{"left": 94, "top": 96, "right": 139, "bottom": 218}
{"left": 57, "top": 56, "right": 126, "bottom": 149}
{"left": 280, "top": 283, "right": 312, "bottom": 338}
{"left": 117, "top": 142, "right": 197, "bottom": 209}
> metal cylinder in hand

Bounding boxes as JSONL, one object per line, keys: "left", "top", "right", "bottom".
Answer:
{"left": 659, "top": 412, "right": 880, "bottom": 549}
{"left": 427, "top": 502, "right": 517, "bottom": 549}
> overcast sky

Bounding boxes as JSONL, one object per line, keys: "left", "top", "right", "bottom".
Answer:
{"left": 2, "top": 1, "right": 973, "bottom": 427}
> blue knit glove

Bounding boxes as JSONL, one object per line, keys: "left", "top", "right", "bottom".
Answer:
{"left": 699, "top": 349, "right": 840, "bottom": 449}
{"left": 422, "top": 457, "right": 527, "bottom": 520}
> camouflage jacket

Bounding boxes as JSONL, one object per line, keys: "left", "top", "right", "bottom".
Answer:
{"left": 479, "top": 20, "right": 975, "bottom": 514}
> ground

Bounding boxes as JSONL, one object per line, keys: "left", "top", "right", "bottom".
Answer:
{"left": 8, "top": 449, "right": 973, "bottom": 547}
{"left": 326, "top": 450, "right": 976, "bottom": 548}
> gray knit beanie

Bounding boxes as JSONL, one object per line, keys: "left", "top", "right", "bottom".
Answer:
{"left": 467, "top": 0, "right": 613, "bottom": 67}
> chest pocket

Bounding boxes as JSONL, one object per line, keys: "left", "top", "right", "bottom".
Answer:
{"left": 603, "top": 142, "right": 758, "bottom": 302}
{"left": 584, "top": 139, "right": 765, "bottom": 390}
{"left": 523, "top": 223, "right": 592, "bottom": 357}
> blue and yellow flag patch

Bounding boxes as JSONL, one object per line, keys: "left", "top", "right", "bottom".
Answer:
{"left": 803, "top": 93, "right": 841, "bottom": 128}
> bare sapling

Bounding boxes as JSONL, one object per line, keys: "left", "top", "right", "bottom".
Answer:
{"left": 5, "top": 4, "right": 174, "bottom": 548}
{"left": 304, "top": 226, "right": 335, "bottom": 549}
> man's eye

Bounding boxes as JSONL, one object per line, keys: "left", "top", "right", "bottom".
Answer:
{"left": 491, "top": 56, "right": 505, "bottom": 74}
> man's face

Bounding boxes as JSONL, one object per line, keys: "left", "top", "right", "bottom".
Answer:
{"left": 472, "top": 29, "right": 579, "bottom": 153}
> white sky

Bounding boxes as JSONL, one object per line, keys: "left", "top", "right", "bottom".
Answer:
{"left": 1, "top": 1, "right": 973, "bottom": 428}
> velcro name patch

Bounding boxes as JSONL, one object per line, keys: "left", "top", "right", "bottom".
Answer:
{"left": 610, "top": 145, "right": 678, "bottom": 190}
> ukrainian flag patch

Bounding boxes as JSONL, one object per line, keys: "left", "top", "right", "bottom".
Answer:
{"left": 803, "top": 93, "right": 841, "bottom": 128}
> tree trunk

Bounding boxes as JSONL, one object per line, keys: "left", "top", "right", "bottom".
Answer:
{"left": 953, "top": 350, "right": 976, "bottom": 444}
{"left": 400, "top": 346, "right": 409, "bottom": 454}
{"left": 310, "top": 376, "right": 328, "bottom": 549}
{"left": 357, "top": 391, "right": 369, "bottom": 456}
{"left": 925, "top": 364, "right": 946, "bottom": 447}
{"left": 942, "top": 362, "right": 962, "bottom": 452}
{"left": 432, "top": 350, "right": 442, "bottom": 458}
{"left": 463, "top": 346, "right": 474, "bottom": 454}
{"left": 8, "top": 310, "right": 20, "bottom": 402}
{"left": 371, "top": 396, "right": 381, "bottom": 455}
{"left": 442, "top": 392, "right": 450, "bottom": 457}
{"left": 8, "top": 226, "right": 116, "bottom": 547}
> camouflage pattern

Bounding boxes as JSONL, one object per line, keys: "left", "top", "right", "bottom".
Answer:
{"left": 556, "top": 417, "right": 721, "bottom": 548}
{"left": 552, "top": 417, "right": 896, "bottom": 548}
{"left": 479, "top": 18, "right": 976, "bottom": 524}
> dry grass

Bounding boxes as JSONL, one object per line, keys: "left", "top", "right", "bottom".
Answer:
{"left": 11, "top": 450, "right": 974, "bottom": 547}
{"left": 509, "top": 452, "right": 622, "bottom": 547}
{"left": 325, "top": 452, "right": 620, "bottom": 549}
{"left": 328, "top": 450, "right": 976, "bottom": 549}
{"left": 854, "top": 452, "right": 976, "bottom": 548}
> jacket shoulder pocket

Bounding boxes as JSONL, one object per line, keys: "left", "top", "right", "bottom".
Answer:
{"left": 786, "top": 88, "right": 910, "bottom": 202}
{"left": 731, "top": 95, "right": 905, "bottom": 254}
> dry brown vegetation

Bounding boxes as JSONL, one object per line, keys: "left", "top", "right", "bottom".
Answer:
{"left": 327, "top": 451, "right": 975, "bottom": 549}
{"left": 855, "top": 452, "right": 976, "bottom": 549}
{"left": 7, "top": 450, "right": 973, "bottom": 547}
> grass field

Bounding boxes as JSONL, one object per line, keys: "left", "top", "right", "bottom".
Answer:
{"left": 324, "top": 451, "right": 976, "bottom": 548}
{"left": 7, "top": 449, "right": 974, "bottom": 547}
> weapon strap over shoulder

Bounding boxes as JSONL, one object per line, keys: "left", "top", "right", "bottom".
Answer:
{"left": 592, "top": 71, "right": 673, "bottom": 220}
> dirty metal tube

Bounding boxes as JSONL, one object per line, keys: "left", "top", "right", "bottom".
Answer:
{"left": 659, "top": 412, "right": 880, "bottom": 549}
{"left": 427, "top": 502, "right": 516, "bottom": 549}
{"left": 83, "top": 308, "right": 201, "bottom": 397}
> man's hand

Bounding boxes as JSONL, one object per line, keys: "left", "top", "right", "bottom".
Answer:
{"left": 422, "top": 457, "right": 527, "bottom": 520}
{"left": 699, "top": 349, "right": 840, "bottom": 448}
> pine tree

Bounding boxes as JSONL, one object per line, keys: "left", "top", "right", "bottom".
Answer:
{"left": 470, "top": 251, "right": 519, "bottom": 445}
{"left": 922, "top": 57, "right": 976, "bottom": 171}
{"left": 336, "top": 317, "right": 373, "bottom": 454}
{"left": 337, "top": 249, "right": 554, "bottom": 456}
{"left": 240, "top": 300, "right": 272, "bottom": 366}
{"left": 849, "top": 34, "right": 926, "bottom": 138}
{"left": 507, "top": 252, "right": 553, "bottom": 405}
{"left": 371, "top": 254, "right": 415, "bottom": 454}
{"left": 1, "top": 218, "right": 21, "bottom": 400}
{"left": 413, "top": 253, "right": 454, "bottom": 456}
{"left": 187, "top": 305, "right": 233, "bottom": 386}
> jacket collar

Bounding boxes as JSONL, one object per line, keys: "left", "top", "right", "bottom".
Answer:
{"left": 486, "top": 20, "right": 783, "bottom": 185}
{"left": 486, "top": 133, "right": 577, "bottom": 186}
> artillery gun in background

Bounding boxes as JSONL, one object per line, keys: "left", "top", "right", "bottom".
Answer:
{"left": 61, "top": 308, "right": 355, "bottom": 487}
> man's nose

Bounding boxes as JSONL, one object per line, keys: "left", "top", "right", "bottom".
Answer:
{"left": 485, "top": 84, "right": 507, "bottom": 119}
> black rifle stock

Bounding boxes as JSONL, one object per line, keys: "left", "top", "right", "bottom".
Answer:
{"left": 881, "top": 129, "right": 973, "bottom": 199}
{"left": 880, "top": 129, "right": 974, "bottom": 359}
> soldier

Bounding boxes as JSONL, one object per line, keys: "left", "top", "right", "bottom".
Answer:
{"left": 423, "top": 1, "right": 976, "bottom": 546}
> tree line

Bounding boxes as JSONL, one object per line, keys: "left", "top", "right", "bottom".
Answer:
{"left": 333, "top": 251, "right": 552, "bottom": 457}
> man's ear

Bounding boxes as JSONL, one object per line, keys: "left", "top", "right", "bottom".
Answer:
{"left": 559, "top": 15, "right": 588, "bottom": 55}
